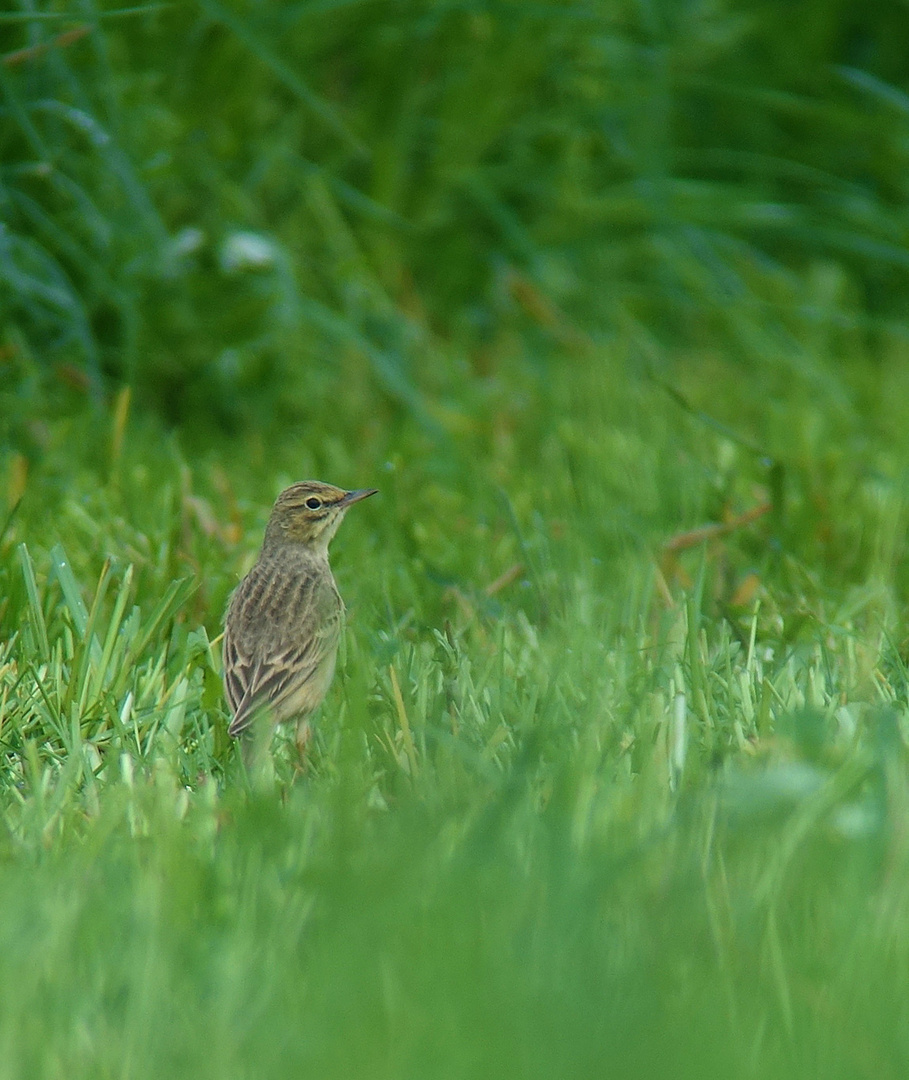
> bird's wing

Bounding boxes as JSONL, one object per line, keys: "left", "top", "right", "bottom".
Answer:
{"left": 223, "top": 565, "right": 343, "bottom": 738}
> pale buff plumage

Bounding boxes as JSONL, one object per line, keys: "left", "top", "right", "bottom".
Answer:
{"left": 223, "top": 481, "right": 376, "bottom": 747}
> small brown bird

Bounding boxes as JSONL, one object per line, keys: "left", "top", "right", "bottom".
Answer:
{"left": 223, "top": 480, "right": 377, "bottom": 756}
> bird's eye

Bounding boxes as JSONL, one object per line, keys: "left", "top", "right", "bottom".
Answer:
{"left": 305, "top": 497, "right": 322, "bottom": 510}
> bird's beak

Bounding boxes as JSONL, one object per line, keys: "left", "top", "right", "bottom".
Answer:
{"left": 341, "top": 488, "right": 378, "bottom": 507}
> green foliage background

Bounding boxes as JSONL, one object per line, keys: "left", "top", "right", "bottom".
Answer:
{"left": 2, "top": 2, "right": 909, "bottom": 1077}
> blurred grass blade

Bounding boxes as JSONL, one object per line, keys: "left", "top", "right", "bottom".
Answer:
{"left": 200, "top": 0, "right": 368, "bottom": 157}
{"left": 91, "top": 563, "right": 134, "bottom": 699}
{"left": 49, "top": 543, "right": 102, "bottom": 667}
{"left": 17, "top": 542, "right": 49, "bottom": 660}
{"left": 837, "top": 65, "right": 909, "bottom": 114}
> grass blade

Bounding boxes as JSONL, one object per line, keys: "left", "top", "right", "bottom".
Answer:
{"left": 17, "top": 543, "right": 49, "bottom": 660}
{"left": 49, "top": 543, "right": 102, "bottom": 667}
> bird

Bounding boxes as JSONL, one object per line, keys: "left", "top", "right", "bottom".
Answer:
{"left": 222, "top": 480, "right": 377, "bottom": 761}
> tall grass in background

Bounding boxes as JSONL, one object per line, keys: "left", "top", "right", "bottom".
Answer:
{"left": 2, "top": 0, "right": 909, "bottom": 421}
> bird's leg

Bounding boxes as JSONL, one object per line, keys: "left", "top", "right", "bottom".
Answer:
{"left": 239, "top": 722, "right": 276, "bottom": 790}
{"left": 294, "top": 718, "right": 313, "bottom": 772}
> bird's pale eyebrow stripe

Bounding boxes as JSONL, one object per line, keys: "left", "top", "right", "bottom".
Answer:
{"left": 285, "top": 494, "right": 341, "bottom": 511}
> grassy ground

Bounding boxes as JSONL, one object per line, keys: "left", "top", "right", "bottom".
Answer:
{"left": 3, "top": 338, "right": 909, "bottom": 1079}
{"left": 3, "top": 2, "right": 909, "bottom": 1077}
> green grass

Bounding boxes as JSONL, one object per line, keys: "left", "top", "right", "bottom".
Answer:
{"left": 2, "top": 340, "right": 909, "bottom": 1078}
{"left": 3, "top": 2, "right": 909, "bottom": 1077}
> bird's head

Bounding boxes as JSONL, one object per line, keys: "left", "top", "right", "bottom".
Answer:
{"left": 263, "top": 481, "right": 377, "bottom": 554}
